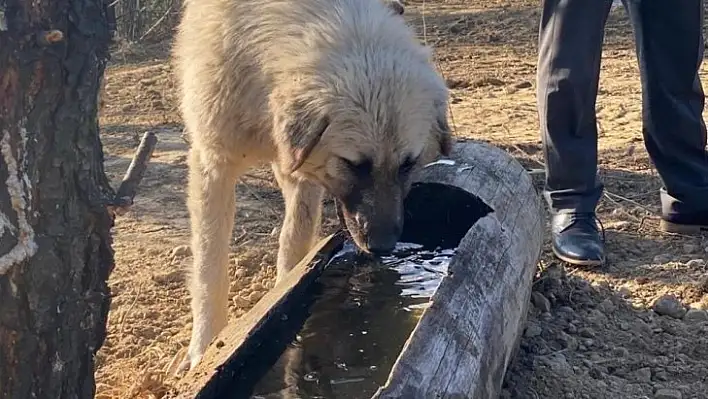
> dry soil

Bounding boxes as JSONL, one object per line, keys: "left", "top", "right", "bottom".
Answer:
{"left": 95, "top": 1, "right": 708, "bottom": 398}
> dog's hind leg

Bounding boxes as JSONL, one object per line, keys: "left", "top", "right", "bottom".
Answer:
{"left": 272, "top": 164, "right": 324, "bottom": 284}
{"left": 181, "top": 146, "right": 244, "bottom": 371}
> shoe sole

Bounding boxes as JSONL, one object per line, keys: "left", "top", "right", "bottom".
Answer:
{"left": 552, "top": 247, "right": 605, "bottom": 267}
{"left": 659, "top": 220, "right": 708, "bottom": 235}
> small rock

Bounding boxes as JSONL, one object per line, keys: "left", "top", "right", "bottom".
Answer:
{"left": 654, "top": 370, "right": 669, "bottom": 381}
{"left": 682, "top": 243, "right": 698, "bottom": 254}
{"left": 588, "top": 367, "right": 604, "bottom": 379}
{"left": 558, "top": 306, "right": 575, "bottom": 314}
{"left": 612, "top": 347, "right": 629, "bottom": 358}
{"left": 247, "top": 291, "right": 263, "bottom": 304}
{"left": 171, "top": 245, "right": 191, "bottom": 259}
{"left": 653, "top": 254, "right": 673, "bottom": 264}
{"left": 633, "top": 367, "right": 652, "bottom": 382}
{"left": 653, "top": 295, "right": 687, "bottom": 319}
{"left": 541, "top": 353, "right": 573, "bottom": 377}
{"left": 655, "top": 388, "right": 682, "bottom": 399}
{"left": 524, "top": 323, "right": 542, "bottom": 338}
{"left": 617, "top": 286, "right": 632, "bottom": 298}
{"left": 232, "top": 295, "right": 250, "bottom": 307}
{"left": 683, "top": 308, "right": 708, "bottom": 322}
{"left": 598, "top": 298, "right": 616, "bottom": 313}
{"left": 567, "top": 324, "right": 578, "bottom": 334}
{"left": 685, "top": 258, "right": 706, "bottom": 268}
{"left": 587, "top": 309, "right": 608, "bottom": 326}
{"left": 532, "top": 292, "right": 551, "bottom": 313}
{"left": 515, "top": 81, "right": 532, "bottom": 89}
{"left": 579, "top": 327, "right": 596, "bottom": 338}
{"left": 558, "top": 331, "right": 578, "bottom": 350}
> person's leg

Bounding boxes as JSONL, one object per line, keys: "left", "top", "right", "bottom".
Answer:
{"left": 537, "top": 0, "right": 614, "bottom": 265}
{"left": 625, "top": 0, "right": 708, "bottom": 233}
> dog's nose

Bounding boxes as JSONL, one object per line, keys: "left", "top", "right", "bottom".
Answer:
{"left": 366, "top": 229, "right": 400, "bottom": 256}
{"left": 367, "top": 241, "right": 396, "bottom": 256}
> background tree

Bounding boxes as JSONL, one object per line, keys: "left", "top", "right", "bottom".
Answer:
{"left": 0, "top": 0, "right": 116, "bottom": 397}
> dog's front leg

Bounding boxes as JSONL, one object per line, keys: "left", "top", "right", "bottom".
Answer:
{"left": 181, "top": 148, "right": 242, "bottom": 371}
{"left": 272, "top": 164, "right": 324, "bottom": 284}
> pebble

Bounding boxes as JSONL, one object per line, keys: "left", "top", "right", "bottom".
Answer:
{"left": 685, "top": 258, "right": 706, "bottom": 268}
{"left": 612, "top": 347, "right": 629, "bottom": 358}
{"left": 598, "top": 298, "right": 616, "bottom": 313}
{"left": 232, "top": 295, "right": 250, "bottom": 307}
{"left": 655, "top": 388, "right": 682, "bottom": 399}
{"left": 171, "top": 245, "right": 191, "bottom": 259}
{"left": 532, "top": 292, "right": 551, "bottom": 313}
{"left": 558, "top": 306, "right": 575, "bottom": 314}
{"left": 654, "top": 370, "right": 669, "bottom": 381}
{"left": 683, "top": 308, "right": 708, "bottom": 323}
{"left": 617, "top": 286, "right": 632, "bottom": 298}
{"left": 558, "top": 331, "right": 578, "bottom": 350}
{"left": 579, "top": 327, "right": 596, "bottom": 338}
{"left": 541, "top": 353, "right": 573, "bottom": 378}
{"left": 247, "top": 291, "right": 263, "bottom": 304}
{"left": 653, "top": 254, "right": 673, "bottom": 264}
{"left": 682, "top": 243, "right": 698, "bottom": 254}
{"left": 524, "top": 323, "right": 542, "bottom": 338}
{"left": 653, "top": 295, "right": 687, "bottom": 319}
{"left": 633, "top": 367, "right": 652, "bottom": 382}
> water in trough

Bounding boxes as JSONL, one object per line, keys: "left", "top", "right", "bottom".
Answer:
{"left": 248, "top": 241, "right": 456, "bottom": 398}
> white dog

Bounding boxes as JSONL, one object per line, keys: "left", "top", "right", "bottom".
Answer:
{"left": 172, "top": 0, "right": 451, "bottom": 371}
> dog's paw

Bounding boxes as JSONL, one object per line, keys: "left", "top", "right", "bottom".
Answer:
{"left": 174, "top": 349, "right": 204, "bottom": 376}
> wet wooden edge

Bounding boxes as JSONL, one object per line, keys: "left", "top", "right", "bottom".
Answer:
{"left": 175, "top": 231, "right": 347, "bottom": 398}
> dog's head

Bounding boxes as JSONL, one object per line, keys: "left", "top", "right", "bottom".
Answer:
{"left": 272, "top": 41, "right": 450, "bottom": 255}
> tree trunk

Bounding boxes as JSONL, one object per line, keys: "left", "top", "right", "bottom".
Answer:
{"left": 0, "top": 1, "right": 115, "bottom": 398}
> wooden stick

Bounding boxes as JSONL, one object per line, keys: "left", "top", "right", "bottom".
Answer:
{"left": 109, "top": 131, "right": 157, "bottom": 217}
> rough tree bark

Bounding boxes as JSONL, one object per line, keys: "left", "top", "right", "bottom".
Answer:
{"left": 0, "top": 1, "right": 115, "bottom": 398}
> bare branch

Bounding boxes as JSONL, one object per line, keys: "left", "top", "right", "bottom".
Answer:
{"left": 108, "top": 131, "right": 158, "bottom": 217}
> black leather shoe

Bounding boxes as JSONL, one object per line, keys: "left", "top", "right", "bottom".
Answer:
{"left": 551, "top": 212, "right": 605, "bottom": 266}
{"left": 660, "top": 210, "right": 708, "bottom": 235}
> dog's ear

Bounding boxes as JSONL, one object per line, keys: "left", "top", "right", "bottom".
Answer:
{"left": 277, "top": 99, "right": 331, "bottom": 175}
{"left": 385, "top": 0, "right": 405, "bottom": 15}
{"left": 432, "top": 100, "right": 452, "bottom": 156}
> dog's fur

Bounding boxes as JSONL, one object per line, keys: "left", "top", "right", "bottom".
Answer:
{"left": 173, "top": 0, "right": 451, "bottom": 370}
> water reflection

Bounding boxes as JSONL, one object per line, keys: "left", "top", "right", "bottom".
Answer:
{"left": 249, "top": 241, "right": 455, "bottom": 399}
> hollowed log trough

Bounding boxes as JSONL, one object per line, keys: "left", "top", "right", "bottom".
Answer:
{"left": 175, "top": 140, "right": 544, "bottom": 399}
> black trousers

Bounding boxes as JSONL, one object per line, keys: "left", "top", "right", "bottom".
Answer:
{"left": 537, "top": 0, "right": 708, "bottom": 218}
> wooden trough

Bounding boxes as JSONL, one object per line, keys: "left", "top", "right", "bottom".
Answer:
{"left": 174, "top": 140, "right": 544, "bottom": 399}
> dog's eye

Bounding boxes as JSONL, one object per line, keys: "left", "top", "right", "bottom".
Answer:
{"left": 341, "top": 157, "right": 373, "bottom": 177}
{"left": 399, "top": 155, "right": 417, "bottom": 175}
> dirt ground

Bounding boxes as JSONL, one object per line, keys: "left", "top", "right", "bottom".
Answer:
{"left": 94, "top": 1, "right": 708, "bottom": 398}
